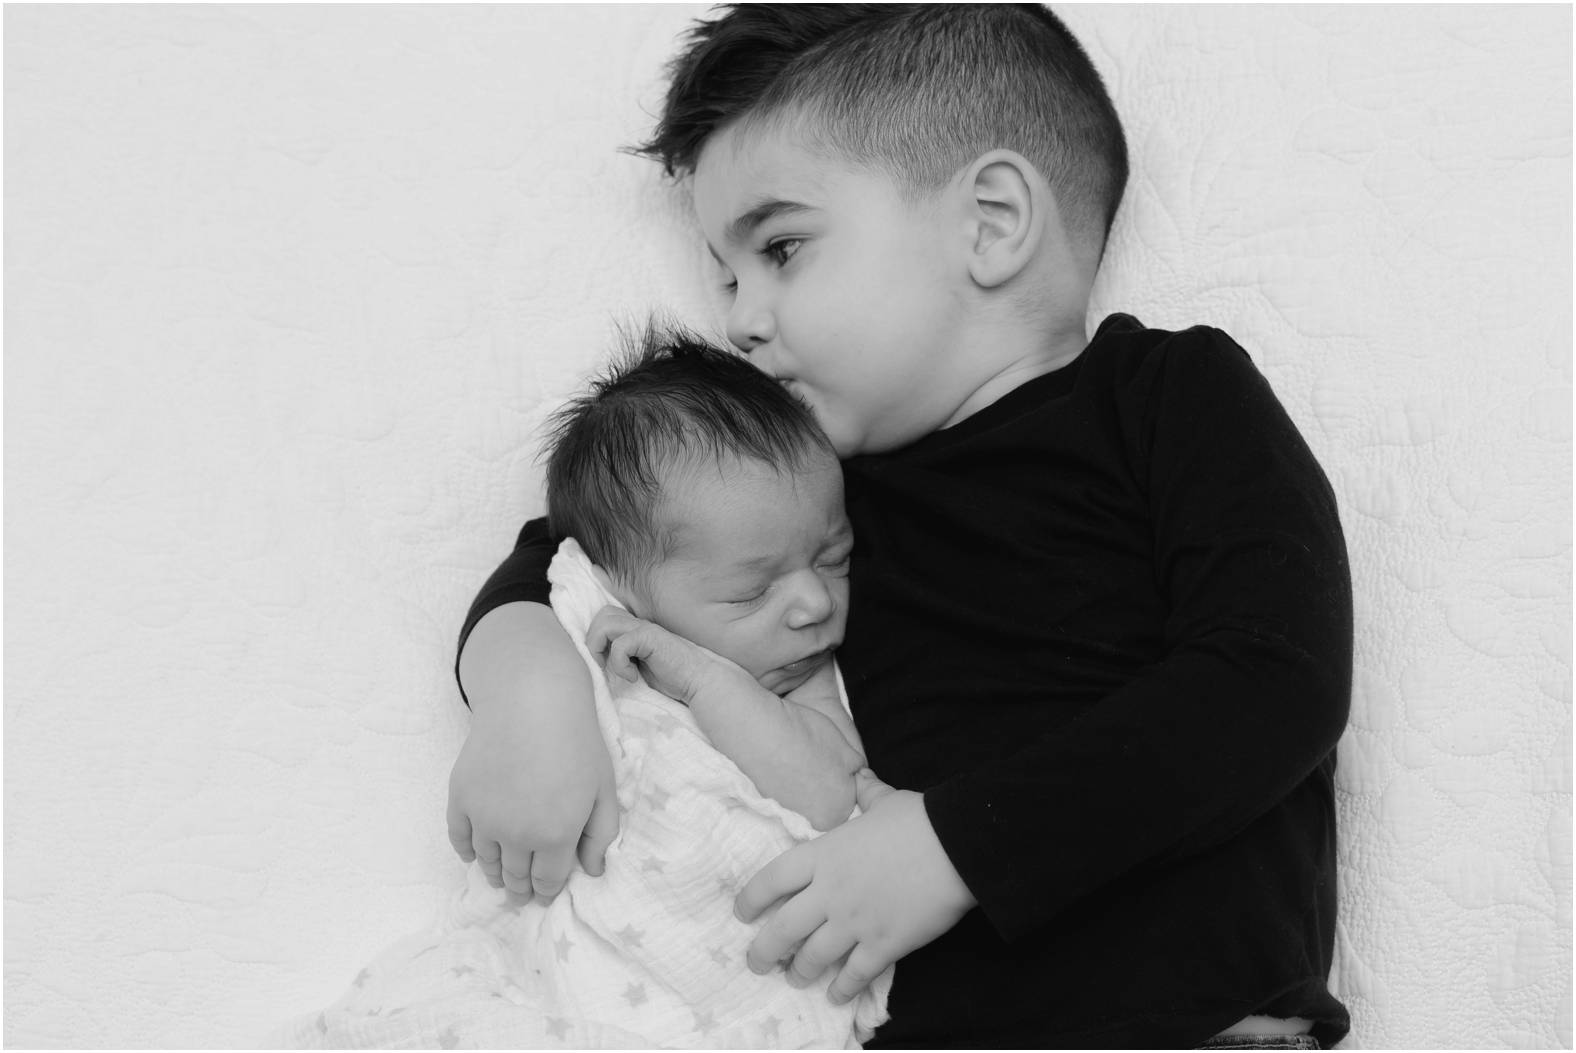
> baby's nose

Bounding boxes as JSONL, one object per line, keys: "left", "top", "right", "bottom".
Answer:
{"left": 785, "top": 572, "right": 835, "bottom": 628}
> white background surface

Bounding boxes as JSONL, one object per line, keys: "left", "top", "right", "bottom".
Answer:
{"left": 5, "top": 5, "right": 1570, "bottom": 1048}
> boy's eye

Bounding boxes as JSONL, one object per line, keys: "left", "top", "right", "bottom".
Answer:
{"left": 762, "top": 238, "right": 802, "bottom": 267}
{"left": 728, "top": 587, "right": 768, "bottom": 607}
{"left": 820, "top": 555, "right": 852, "bottom": 575}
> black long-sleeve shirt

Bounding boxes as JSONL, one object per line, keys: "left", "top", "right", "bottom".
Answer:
{"left": 458, "top": 315, "right": 1352, "bottom": 1048}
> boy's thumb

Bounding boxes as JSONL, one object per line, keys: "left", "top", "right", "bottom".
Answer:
{"left": 578, "top": 781, "right": 621, "bottom": 877}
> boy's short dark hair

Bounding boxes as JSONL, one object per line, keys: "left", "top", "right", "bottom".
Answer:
{"left": 544, "top": 321, "right": 836, "bottom": 582}
{"left": 637, "top": 3, "right": 1128, "bottom": 249}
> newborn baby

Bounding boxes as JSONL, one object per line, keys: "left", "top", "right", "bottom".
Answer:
{"left": 278, "top": 327, "right": 890, "bottom": 1049}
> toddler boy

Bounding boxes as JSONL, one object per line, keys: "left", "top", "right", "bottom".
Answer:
{"left": 450, "top": 5, "right": 1352, "bottom": 1048}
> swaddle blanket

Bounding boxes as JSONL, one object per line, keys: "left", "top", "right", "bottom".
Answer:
{"left": 275, "top": 538, "right": 890, "bottom": 1049}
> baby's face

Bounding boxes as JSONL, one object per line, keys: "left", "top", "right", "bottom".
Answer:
{"left": 628, "top": 450, "right": 851, "bottom": 696}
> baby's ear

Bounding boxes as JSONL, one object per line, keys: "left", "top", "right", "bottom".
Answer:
{"left": 590, "top": 564, "right": 638, "bottom": 614}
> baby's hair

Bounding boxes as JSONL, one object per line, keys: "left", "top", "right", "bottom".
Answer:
{"left": 635, "top": 3, "right": 1128, "bottom": 251}
{"left": 543, "top": 320, "right": 836, "bottom": 583}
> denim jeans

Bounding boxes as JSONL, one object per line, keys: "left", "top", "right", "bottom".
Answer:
{"left": 1198, "top": 1035, "right": 1321, "bottom": 1050}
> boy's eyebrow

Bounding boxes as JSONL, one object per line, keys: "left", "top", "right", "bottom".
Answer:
{"left": 725, "top": 198, "right": 814, "bottom": 245}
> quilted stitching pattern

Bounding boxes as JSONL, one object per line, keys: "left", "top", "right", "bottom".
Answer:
{"left": 5, "top": 6, "right": 1569, "bottom": 1047}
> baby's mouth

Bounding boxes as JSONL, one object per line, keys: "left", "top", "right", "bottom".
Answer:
{"left": 776, "top": 648, "right": 831, "bottom": 676}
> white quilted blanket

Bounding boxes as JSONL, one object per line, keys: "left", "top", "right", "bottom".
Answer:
{"left": 270, "top": 540, "right": 886, "bottom": 1049}
{"left": 5, "top": 6, "right": 1569, "bottom": 1049}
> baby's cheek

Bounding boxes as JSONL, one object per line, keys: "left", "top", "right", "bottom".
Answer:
{"left": 831, "top": 582, "right": 852, "bottom": 624}
{"left": 732, "top": 633, "right": 778, "bottom": 681}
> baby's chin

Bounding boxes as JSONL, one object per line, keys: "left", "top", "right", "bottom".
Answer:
{"left": 756, "top": 647, "right": 836, "bottom": 695}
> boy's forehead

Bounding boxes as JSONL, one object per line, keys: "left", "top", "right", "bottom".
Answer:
{"left": 693, "top": 122, "right": 837, "bottom": 237}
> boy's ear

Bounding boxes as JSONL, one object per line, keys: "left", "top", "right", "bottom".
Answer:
{"left": 959, "top": 150, "right": 1054, "bottom": 289}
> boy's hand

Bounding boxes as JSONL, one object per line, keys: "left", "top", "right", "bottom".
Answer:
{"left": 734, "top": 787, "right": 976, "bottom": 1004}
{"left": 448, "top": 602, "right": 619, "bottom": 902}
{"left": 446, "top": 698, "right": 619, "bottom": 900}
{"left": 586, "top": 606, "right": 750, "bottom": 704}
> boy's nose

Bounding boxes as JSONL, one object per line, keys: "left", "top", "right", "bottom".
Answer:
{"left": 785, "top": 571, "right": 835, "bottom": 629}
{"left": 725, "top": 293, "right": 775, "bottom": 353}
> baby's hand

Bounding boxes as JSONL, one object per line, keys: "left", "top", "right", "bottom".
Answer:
{"left": 853, "top": 767, "right": 896, "bottom": 811}
{"left": 586, "top": 606, "right": 749, "bottom": 704}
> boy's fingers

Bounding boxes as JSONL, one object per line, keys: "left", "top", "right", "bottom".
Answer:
{"left": 745, "top": 884, "right": 825, "bottom": 974}
{"left": 500, "top": 847, "right": 536, "bottom": 898}
{"left": 786, "top": 923, "right": 853, "bottom": 988}
{"left": 529, "top": 846, "right": 573, "bottom": 901}
{"left": 577, "top": 783, "right": 620, "bottom": 877}
{"left": 735, "top": 845, "right": 813, "bottom": 923}
{"left": 827, "top": 945, "right": 886, "bottom": 1006}
{"left": 473, "top": 837, "right": 504, "bottom": 888}
{"left": 446, "top": 802, "right": 475, "bottom": 861}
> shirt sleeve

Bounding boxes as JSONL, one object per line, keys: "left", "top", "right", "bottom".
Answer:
{"left": 922, "top": 328, "right": 1353, "bottom": 941}
{"left": 453, "top": 516, "right": 557, "bottom": 708}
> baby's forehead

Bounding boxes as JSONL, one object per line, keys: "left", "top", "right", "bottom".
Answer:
{"left": 650, "top": 452, "right": 844, "bottom": 562}
{"left": 654, "top": 443, "right": 839, "bottom": 494}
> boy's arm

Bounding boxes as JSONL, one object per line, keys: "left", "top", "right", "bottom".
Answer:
{"left": 449, "top": 519, "right": 619, "bottom": 899}
{"left": 588, "top": 609, "right": 865, "bottom": 830}
{"left": 736, "top": 329, "right": 1350, "bottom": 997}
{"left": 454, "top": 517, "right": 557, "bottom": 704}
{"left": 921, "top": 330, "right": 1352, "bottom": 940}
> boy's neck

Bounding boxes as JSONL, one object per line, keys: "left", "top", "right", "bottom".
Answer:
{"left": 940, "top": 308, "right": 1090, "bottom": 431}
{"left": 937, "top": 218, "right": 1102, "bottom": 428}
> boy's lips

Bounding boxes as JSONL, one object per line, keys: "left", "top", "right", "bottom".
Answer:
{"left": 776, "top": 377, "right": 814, "bottom": 406}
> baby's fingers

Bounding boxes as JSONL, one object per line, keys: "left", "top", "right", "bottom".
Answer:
{"left": 605, "top": 634, "right": 645, "bottom": 682}
{"left": 585, "top": 606, "right": 637, "bottom": 657}
{"left": 854, "top": 768, "right": 897, "bottom": 811}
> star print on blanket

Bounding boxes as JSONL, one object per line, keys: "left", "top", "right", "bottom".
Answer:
{"left": 272, "top": 539, "right": 890, "bottom": 1049}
